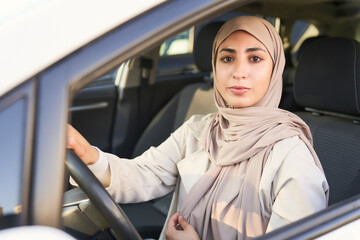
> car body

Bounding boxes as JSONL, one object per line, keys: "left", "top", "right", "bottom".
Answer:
{"left": 1, "top": 0, "right": 360, "bottom": 239}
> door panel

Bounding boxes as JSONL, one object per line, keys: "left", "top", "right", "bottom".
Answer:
{"left": 71, "top": 79, "right": 117, "bottom": 152}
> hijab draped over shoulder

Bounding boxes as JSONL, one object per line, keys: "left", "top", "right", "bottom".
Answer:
{"left": 179, "top": 16, "right": 326, "bottom": 239}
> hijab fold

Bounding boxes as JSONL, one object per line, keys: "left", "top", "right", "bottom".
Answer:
{"left": 179, "top": 16, "right": 326, "bottom": 239}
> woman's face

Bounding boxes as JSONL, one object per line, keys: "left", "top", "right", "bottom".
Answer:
{"left": 215, "top": 31, "right": 273, "bottom": 108}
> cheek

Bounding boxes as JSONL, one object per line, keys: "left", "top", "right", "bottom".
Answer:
{"left": 215, "top": 66, "right": 230, "bottom": 88}
{"left": 253, "top": 63, "right": 272, "bottom": 90}
{"left": 215, "top": 73, "right": 225, "bottom": 94}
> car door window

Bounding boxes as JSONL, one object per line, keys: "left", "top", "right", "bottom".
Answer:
{"left": 156, "top": 28, "right": 196, "bottom": 78}
{"left": 159, "top": 29, "right": 194, "bottom": 56}
{"left": 0, "top": 82, "right": 35, "bottom": 228}
{"left": 0, "top": 99, "right": 25, "bottom": 216}
{"left": 290, "top": 20, "right": 320, "bottom": 64}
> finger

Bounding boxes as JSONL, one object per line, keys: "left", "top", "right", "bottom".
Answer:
{"left": 168, "top": 212, "right": 181, "bottom": 226}
{"left": 66, "top": 137, "right": 76, "bottom": 149}
{"left": 177, "top": 215, "right": 189, "bottom": 230}
{"left": 165, "top": 213, "right": 180, "bottom": 237}
{"left": 66, "top": 125, "right": 78, "bottom": 148}
{"left": 166, "top": 212, "right": 181, "bottom": 233}
{"left": 67, "top": 125, "right": 86, "bottom": 151}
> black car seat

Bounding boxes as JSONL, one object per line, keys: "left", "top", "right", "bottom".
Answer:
{"left": 295, "top": 36, "right": 327, "bottom": 62}
{"left": 294, "top": 37, "right": 360, "bottom": 205}
{"left": 280, "top": 36, "right": 326, "bottom": 112}
{"left": 132, "top": 21, "right": 224, "bottom": 158}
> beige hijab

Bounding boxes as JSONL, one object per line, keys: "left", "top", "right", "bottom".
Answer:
{"left": 180, "top": 16, "right": 327, "bottom": 239}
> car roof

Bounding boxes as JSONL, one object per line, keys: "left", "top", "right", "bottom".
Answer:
{"left": 0, "top": 0, "right": 165, "bottom": 97}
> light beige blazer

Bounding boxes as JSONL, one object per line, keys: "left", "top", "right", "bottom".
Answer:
{"left": 75, "top": 114, "right": 328, "bottom": 237}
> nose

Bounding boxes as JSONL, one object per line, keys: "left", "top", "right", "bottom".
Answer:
{"left": 232, "top": 60, "right": 248, "bottom": 80}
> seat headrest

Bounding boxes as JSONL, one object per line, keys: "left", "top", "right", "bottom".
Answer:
{"left": 296, "top": 36, "right": 327, "bottom": 62}
{"left": 193, "top": 21, "right": 224, "bottom": 72}
{"left": 294, "top": 37, "right": 360, "bottom": 116}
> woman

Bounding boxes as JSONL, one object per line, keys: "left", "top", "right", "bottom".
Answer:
{"left": 68, "top": 16, "right": 329, "bottom": 240}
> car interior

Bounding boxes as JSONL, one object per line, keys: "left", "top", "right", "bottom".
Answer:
{"left": 63, "top": 1, "right": 360, "bottom": 239}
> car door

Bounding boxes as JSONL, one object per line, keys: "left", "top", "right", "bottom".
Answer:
{"left": 71, "top": 71, "right": 118, "bottom": 153}
{"left": 0, "top": 81, "right": 35, "bottom": 230}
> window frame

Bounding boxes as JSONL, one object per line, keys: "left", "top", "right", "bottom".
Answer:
{"left": 0, "top": 79, "right": 36, "bottom": 228}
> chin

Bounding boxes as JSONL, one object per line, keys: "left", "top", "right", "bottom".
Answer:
{"left": 228, "top": 100, "right": 253, "bottom": 108}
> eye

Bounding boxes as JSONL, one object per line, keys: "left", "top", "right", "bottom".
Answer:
{"left": 221, "top": 56, "right": 234, "bottom": 63}
{"left": 250, "top": 56, "right": 262, "bottom": 62}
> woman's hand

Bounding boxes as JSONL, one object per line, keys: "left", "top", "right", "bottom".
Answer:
{"left": 67, "top": 124, "right": 99, "bottom": 165}
{"left": 165, "top": 212, "right": 200, "bottom": 240}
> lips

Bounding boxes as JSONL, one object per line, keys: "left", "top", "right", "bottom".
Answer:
{"left": 229, "top": 86, "right": 250, "bottom": 95}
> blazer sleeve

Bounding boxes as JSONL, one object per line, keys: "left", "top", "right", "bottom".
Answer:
{"left": 70, "top": 114, "right": 209, "bottom": 203}
{"left": 260, "top": 136, "right": 329, "bottom": 233}
{"left": 103, "top": 123, "right": 188, "bottom": 203}
{"left": 69, "top": 147, "right": 111, "bottom": 187}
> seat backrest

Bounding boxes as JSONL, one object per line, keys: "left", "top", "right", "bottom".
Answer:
{"left": 294, "top": 37, "right": 360, "bottom": 205}
{"left": 132, "top": 21, "right": 223, "bottom": 157}
{"left": 280, "top": 36, "right": 326, "bottom": 112}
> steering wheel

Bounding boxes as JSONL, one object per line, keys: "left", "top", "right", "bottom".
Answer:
{"left": 65, "top": 150, "right": 142, "bottom": 240}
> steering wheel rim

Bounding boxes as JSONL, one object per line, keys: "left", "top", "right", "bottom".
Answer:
{"left": 65, "top": 150, "right": 142, "bottom": 240}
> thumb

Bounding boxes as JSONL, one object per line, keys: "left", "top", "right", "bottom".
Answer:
{"left": 178, "top": 215, "right": 190, "bottom": 229}
{"left": 66, "top": 137, "right": 76, "bottom": 149}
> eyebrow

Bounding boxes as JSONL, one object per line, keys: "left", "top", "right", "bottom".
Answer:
{"left": 246, "top": 47, "right": 266, "bottom": 53}
{"left": 219, "top": 48, "right": 236, "bottom": 53}
{"left": 219, "top": 47, "right": 266, "bottom": 53}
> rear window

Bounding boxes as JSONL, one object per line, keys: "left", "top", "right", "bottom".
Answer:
{"left": 290, "top": 20, "right": 320, "bottom": 63}
{"left": 159, "top": 29, "right": 194, "bottom": 56}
